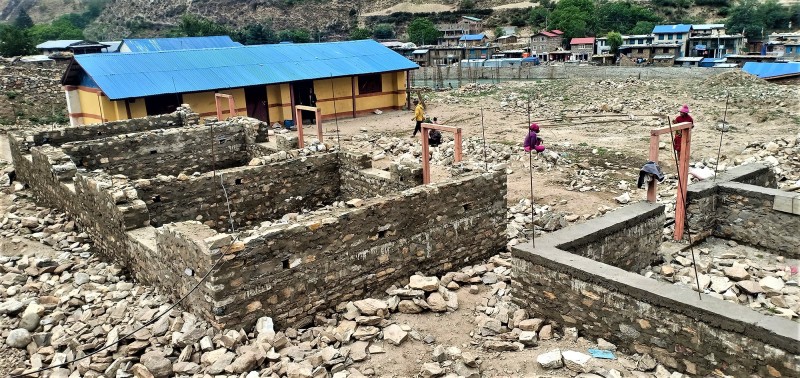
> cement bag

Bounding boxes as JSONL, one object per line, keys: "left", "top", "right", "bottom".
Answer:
{"left": 689, "top": 167, "right": 715, "bottom": 181}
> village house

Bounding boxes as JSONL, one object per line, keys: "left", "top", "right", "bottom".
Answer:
{"left": 437, "top": 16, "right": 483, "bottom": 46}
{"left": 459, "top": 33, "right": 488, "bottom": 47}
{"left": 652, "top": 24, "right": 692, "bottom": 57}
{"left": 36, "top": 40, "right": 110, "bottom": 56}
{"left": 569, "top": 37, "right": 595, "bottom": 61}
{"left": 529, "top": 30, "right": 564, "bottom": 61}
{"left": 117, "top": 36, "right": 242, "bottom": 52}
{"left": 495, "top": 35, "right": 519, "bottom": 45}
{"left": 687, "top": 24, "right": 745, "bottom": 58}
{"left": 60, "top": 40, "right": 418, "bottom": 126}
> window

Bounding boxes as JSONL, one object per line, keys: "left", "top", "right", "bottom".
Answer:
{"left": 663, "top": 48, "right": 669, "bottom": 53}
{"left": 639, "top": 39, "right": 644, "bottom": 44}
{"left": 659, "top": 34, "right": 664, "bottom": 41}
{"left": 677, "top": 34, "right": 683, "bottom": 40}
{"left": 638, "top": 48, "right": 644, "bottom": 53}
{"left": 357, "top": 74, "right": 382, "bottom": 94}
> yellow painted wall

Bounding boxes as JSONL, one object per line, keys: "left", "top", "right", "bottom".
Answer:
{"left": 280, "top": 84, "right": 292, "bottom": 120}
{"left": 313, "top": 78, "right": 354, "bottom": 117}
{"left": 266, "top": 84, "right": 285, "bottom": 123}
{"left": 128, "top": 99, "right": 147, "bottom": 118}
{"left": 182, "top": 89, "right": 246, "bottom": 120}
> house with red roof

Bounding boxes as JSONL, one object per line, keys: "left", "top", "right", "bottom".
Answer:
{"left": 530, "top": 30, "right": 565, "bottom": 61}
{"left": 570, "top": 37, "right": 595, "bottom": 60}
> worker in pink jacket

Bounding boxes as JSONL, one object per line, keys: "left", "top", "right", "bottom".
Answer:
{"left": 523, "top": 123, "right": 545, "bottom": 153}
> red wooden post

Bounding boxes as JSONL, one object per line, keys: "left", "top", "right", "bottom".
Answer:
{"left": 315, "top": 109, "right": 323, "bottom": 141}
{"left": 674, "top": 128, "right": 691, "bottom": 241}
{"left": 647, "top": 134, "right": 660, "bottom": 203}
{"left": 215, "top": 93, "right": 235, "bottom": 121}
{"left": 295, "top": 108, "right": 305, "bottom": 148}
{"left": 421, "top": 127, "right": 431, "bottom": 184}
{"left": 454, "top": 129, "right": 463, "bottom": 162}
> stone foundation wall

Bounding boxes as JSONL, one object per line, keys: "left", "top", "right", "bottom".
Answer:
{"left": 685, "top": 163, "right": 796, "bottom": 256}
{"left": 0, "top": 65, "right": 65, "bottom": 124}
{"left": 715, "top": 182, "right": 800, "bottom": 258}
{"left": 137, "top": 153, "right": 342, "bottom": 231}
{"left": 339, "top": 151, "right": 423, "bottom": 198}
{"left": 209, "top": 170, "right": 507, "bottom": 328}
{"left": 511, "top": 248, "right": 799, "bottom": 377}
{"left": 539, "top": 202, "right": 665, "bottom": 272}
{"left": 60, "top": 123, "right": 251, "bottom": 179}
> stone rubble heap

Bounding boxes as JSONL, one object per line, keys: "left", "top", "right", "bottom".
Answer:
{"left": 645, "top": 238, "right": 799, "bottom": 321}
{"left": 0, "top": 190, "right": 92, "bottom": 255}
{"left": 719, "top": 133, "right": 800, "bottom": 189}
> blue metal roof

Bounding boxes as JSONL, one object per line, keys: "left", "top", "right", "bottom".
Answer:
{"left": 119, "top": 36, "right": 242, "bottom": 53}
{"left": 71, "top": 40, "right": 420, "bottom": 100}
{"left": 652, "top": 24, "right": 692, "bottom": 34}
{"left": 459, "top": 34, "right": 486, "bottom": 41}
{"left": 742, "top": 62, "right": 800, "bottom": 79}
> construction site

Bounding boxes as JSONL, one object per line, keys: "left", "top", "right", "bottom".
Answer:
{"left": 1, "top": 52, "right": 799, "bottom": 378}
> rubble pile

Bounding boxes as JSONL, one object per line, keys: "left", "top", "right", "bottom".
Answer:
{"left": 701, "top": 70, "right": 764, "bottom": 87}
{"left": 723, "top": 133, "right": 800, "bottom": 189}
{"left": 645, "top": 238, "right": 799, "bottom": 321}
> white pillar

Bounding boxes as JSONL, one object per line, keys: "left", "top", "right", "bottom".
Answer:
{"left": 64, "top": 88, "right": 82, "bottom": 127}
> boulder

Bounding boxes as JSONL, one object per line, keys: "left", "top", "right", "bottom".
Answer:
{"left": 382, "top": 324, "right": 408, "bottom": 346}
{"left": 6, "top": 328, "right": 32, "bottom": 348}
{"left": 537, "top": 349, "right": 563, "bottom": 369}
{"left": 409, "top": 275, "right": 440, "bottom": 291}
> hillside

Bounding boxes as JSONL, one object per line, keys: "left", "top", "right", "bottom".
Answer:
{"left": 0, "top": 0, "right": 797, "bottom": 41}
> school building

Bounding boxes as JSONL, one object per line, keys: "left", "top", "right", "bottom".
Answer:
{"left": 60, "top": 40, "right": 419, "bottom": 126}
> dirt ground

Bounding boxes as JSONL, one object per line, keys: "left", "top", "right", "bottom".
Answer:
{"left": 312, "top": 74, "right": 800, "bottom": 214}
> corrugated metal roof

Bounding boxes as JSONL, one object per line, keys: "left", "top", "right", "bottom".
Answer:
{"left": 101, "top": 41, "right": 121, "bottom": 52}
{"left": 119, "top": 36, "right": 242, "bottom": 53}
{"left": 462, "top": 16, "right": 482, "bottom": 22}
{"left": 459, "top": 34, "right": 486, "bottom": 41}
{"left": 742, "top": 62, "right": 800, "bottom": 79}
{"left": 570, "top": 37, "right": 595, "bottom": 45}
{"left": 71, "top": 40, "right": 419, "bottom": 100}
{"left": 36, "top": 40, "right": 84, "bottom": 49}
{"left": 692, "top": 24, "right": 725, "bottom": 30}
{"left": 412, "top": 49, "right": 429, "bottom": 54}
{"left": 653, "top": 24, "right": 692, "bottom": 34}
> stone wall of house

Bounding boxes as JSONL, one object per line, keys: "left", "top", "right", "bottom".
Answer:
{"left": 59, "top": 122, "right": 251, "bottom": 179}
{"left": 685, "top": 163, "right": 776, "bottom": 240}
{"left": 511, "top": 245, "right": 799, "bottom": 377}
{"left": 339, "top": 151, "right": 423, "bottom": 198}
{"left": 137, "top": 153, "right": 342, "bottom": 231}
{"left": 542, "top": 202, "right": 665, "bottom": 272}
{"left": 0, "top": 64, "right": 66, "bottom": 124}
{"left": 715, "top": 182, "right": 800, "bottom": 258}
{"left": 209, "top": 170, "right": 507, "bottom": 328}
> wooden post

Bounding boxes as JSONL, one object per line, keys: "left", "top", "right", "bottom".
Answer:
{"left": 405, "top": 71, "right": 412, "bottom": 110}
{"left": 674, "top": 128, "right": 692, "bottom": 241}
{"left": 295, "top": 107, "right": 305, "bottom": 148}
{"left": 351, "top": 77, "right": 357, "bottom": 118}
{"left": 215, "top": 93, "right": 236, "bottom": 121}
{"left": 289, "top": 84, "right": 296, "bottom": 126}
{"left": 420, "top": 123, "right": 463, "bottom": 184}
{"left": 647, "top": 134, "right": 660, "bottom": 202}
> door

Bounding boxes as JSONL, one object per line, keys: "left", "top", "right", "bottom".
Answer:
{"left": 144, "top": 93, "right": 182, "bottom": 116}
{"left": 292, "top": 80, "right": 315, "bottom": 123}
{"left": 244, "top": 86, "right": 268, "bottom": 122}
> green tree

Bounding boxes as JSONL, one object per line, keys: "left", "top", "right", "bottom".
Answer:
{"left": 494, "top": 26, "right": 504, "bottom": 38}
{"left": 548, "top": 0, "right": 596, "bottom": 41}
{"left": 28, "top": 20, "right": 84, "bottom": 42}
{"left": 373, "top": 24, "right": 395, "bottom": 39}
{"left": 178, "top": 14, "right": 231, "bottom": 37}
{"left": 606, "top": 31, "right": 623, "bottom": 56}
{"left": 277, "top": 29, "right": 310, "bottom": 43}
{"left": 726, "top": 0, "right": 764, "bottom": 39}
{"left": 629, "top": 21, "right": 657, "bottom": 35}
{"left": 350, "top": 28, "right": 372, "bottom": 40}
{"left": 760, "top": 0, "right": 791, "bottom": 30}
{"left": 14, "top": 9, "right": 34, "bottom": 29}
{"left": 595, "top": 1, "right": 661, "bottom": 34}
{"left": 406, "top": 17, "right": 441, "bottom": 45}
{"left": 235, "top": 23, "right": 278, "bottom": 45}
{"left": 527, "top": 6, "right": 550, "bottom": 29}
{"left": 0, "top": 25, "right": 35, "bottom": 56}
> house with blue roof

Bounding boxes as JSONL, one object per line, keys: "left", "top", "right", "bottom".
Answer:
{"left": 118, "top": 36, "right": 243, "bottom": 53}
{"left": 60, "top": 40, "right": 419, "bottom": 126}
{"left": 652, "top": 24, "right": 692, "bottom": 57}
{"left": 459, "top": 33, "right": 488, "bottom": 47}
{"left": 437, "top": 16, "right": 483, "bottom": 46}
{"left": 742, "top": 62, "right": 800, "bottom": 83}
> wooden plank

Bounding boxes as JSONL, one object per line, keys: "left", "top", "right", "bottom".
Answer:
{"left": 651, "top": 122, "right": 692, "bottom": 136}
{"left": 295, "top": 108, "right": 305, "bottom": 148}
{"left": 674, "top": 128, "right": 691, "bottom": 241}
{"left": 647, "top": 134, "right": 659, "bottom": 203}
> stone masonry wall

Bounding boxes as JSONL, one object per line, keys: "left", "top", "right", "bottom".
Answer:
{"left": 137, "top": 153, "right": 342, "bottom": 231}
{"left": 511, "top": 245, "right": 799, "bottom": 377}
{"left": 541, "top": 202, "right": 665, "bottom": 272}
{"left": 686, "top": 163, "right": 776, "bottom": 240}
{"left": 339, "top": 151, "right": 423, "bottom": 198}
{"left": 209, "top": 170, "right": 507, "bottom": 328}
{"left": 60, "top": 122, "right": 250, "bottom": 179}
{"left": 0, "top": 65, "right": 65, "bottom": 124}
{"left": 715, "top": 182, "right": 800, "bottom": 258}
